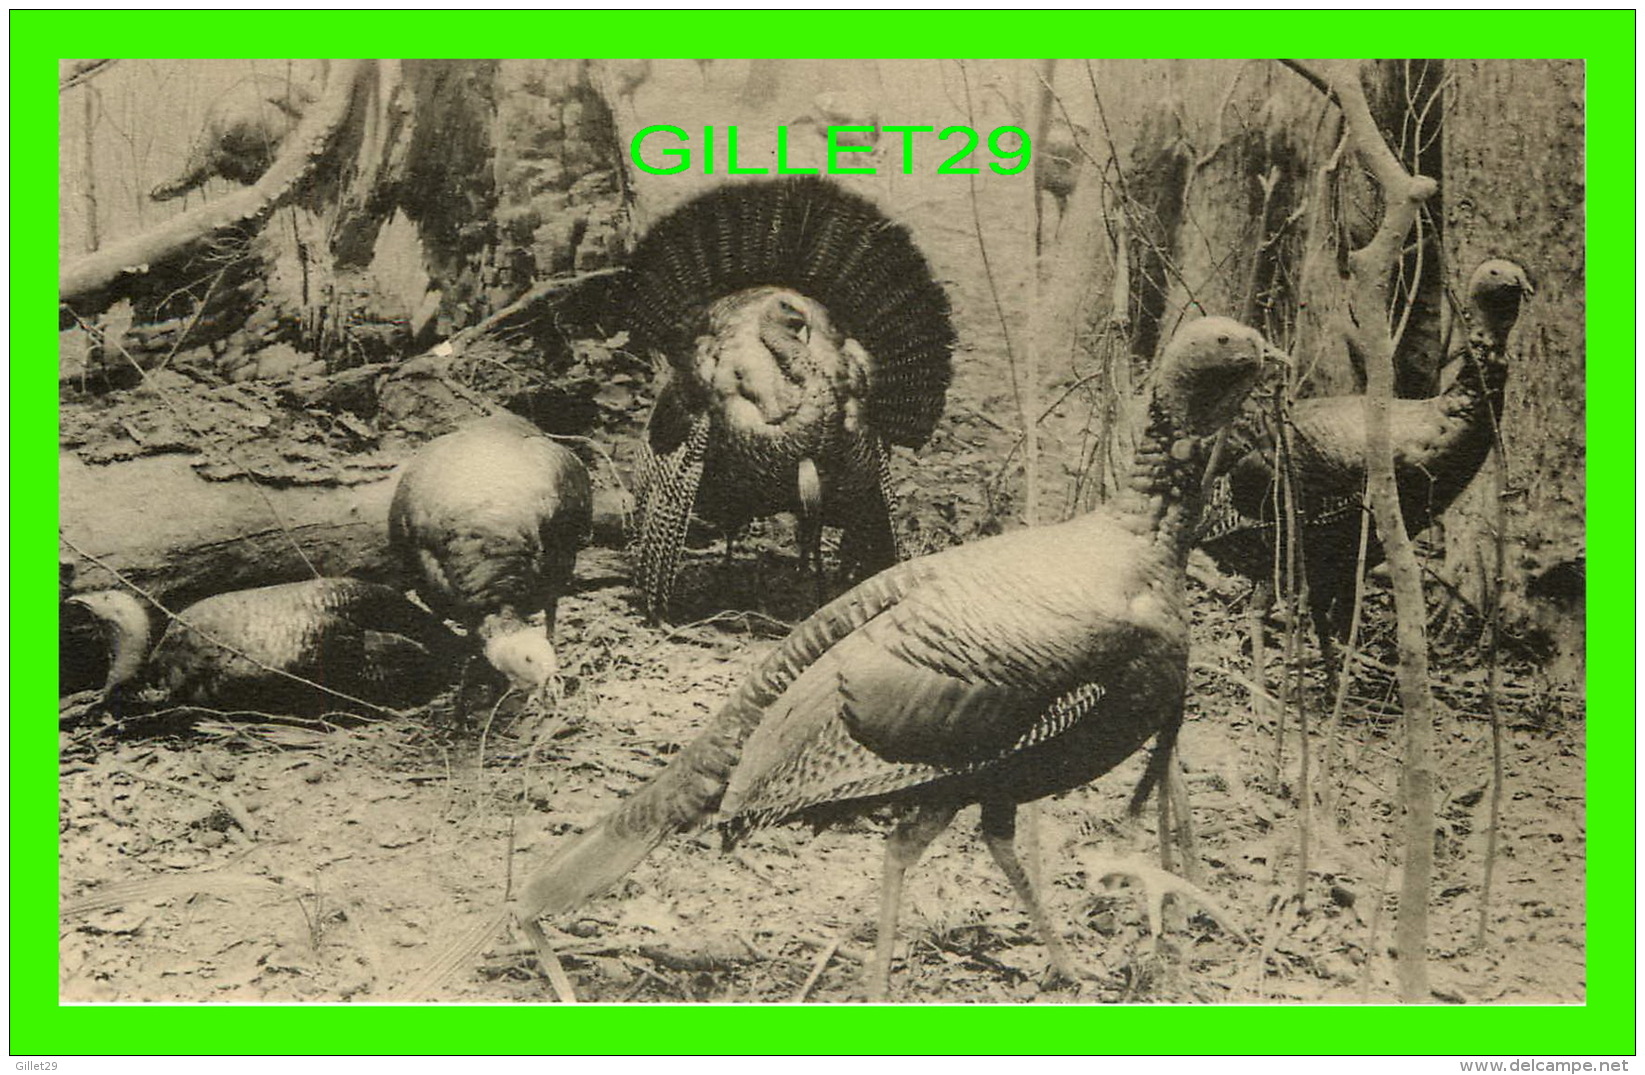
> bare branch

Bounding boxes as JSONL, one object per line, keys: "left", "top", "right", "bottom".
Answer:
{"left": 60, "top": 59, "right": 118, "bottom": 94}
{"left": 60, "top": 59, "right": 370, "bottom": 317}
{"left": 1319, "top": 56, "right": 1441, "bottom": 1006}
{"left": 1276, "top": 59, "right": 1336, "bottom": 103}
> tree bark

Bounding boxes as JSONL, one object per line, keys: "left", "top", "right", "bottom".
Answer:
{"left": 59, "top": 60, "right": 369, "bottom": 324}
{"left": 1327, "top": 58, "right": 1441, "bottom": 1005}
{"left": 60, "top": 449, "right": 633, "bottom": 611}
{"left": 59, "top": 450, "right": 400, "bottom": 608}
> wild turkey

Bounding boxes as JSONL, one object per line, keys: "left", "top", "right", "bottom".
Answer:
{"left": 66, "top": 578, "right": 461, "bottom": 715}
{"left": 626, "top": 176, "right": 954, "bottom": 621}
{"left": 1198, "top": 258, "right": 1534, "bottom": 659}
{"left": 389, "top": 415, "right": 592, "bottom": 707}
{"left": 149, "top": 74, "right": 315, "bottom": 202}
{"left": 789, "top": 90, "right": 881, "bottom": 151}
{"left": 1034, "top": 117, "right": 1088, "bottom": 245}
{"left": 519, "top": 317, "right": 1277, "bottom": 999}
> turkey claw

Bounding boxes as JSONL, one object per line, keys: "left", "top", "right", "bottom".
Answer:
{"left": 1076, "top": 852, "right": 1247, "bottom": 943}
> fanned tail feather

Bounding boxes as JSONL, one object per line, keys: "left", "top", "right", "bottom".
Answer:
{"left": 625, "top": 177, "right": 953, "bottom": 449}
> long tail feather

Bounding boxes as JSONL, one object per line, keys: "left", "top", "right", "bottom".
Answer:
{"left": 518, "top": 563, "right": 918, "bottom": 919}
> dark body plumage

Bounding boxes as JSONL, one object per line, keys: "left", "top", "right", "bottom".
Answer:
{"left": 522, "top": 318, "right": 1274, "bottom": 997}
{"left": 70, "top": 578, "right": 460, "bottom": 714}
{"left": 1198, "top": 259, "right": 1533, "bottom": 647}
{"left": 389, "top": 415, "right": 592, "bottom": 698}
{"left": 625, "top": 177, "right": 954, "bottom": 620}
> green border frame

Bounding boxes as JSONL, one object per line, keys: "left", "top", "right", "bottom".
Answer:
{"left": 13, "top": 11, "right": 1635, "bottom": 1057}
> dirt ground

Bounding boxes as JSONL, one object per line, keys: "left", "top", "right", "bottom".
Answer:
{"left": 57, "top": 336, "right": 1587, "bottom": 1006}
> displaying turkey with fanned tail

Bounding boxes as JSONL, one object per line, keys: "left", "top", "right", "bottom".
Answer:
{"left": 518, "top": 317, "right": 1280, "bottom": 999}
{"left": 389, "top": 415, "right": 593, "bottom": 708}
{"left": 624, "top": 177, "right": 954, "bottom": 622}
{"left": 67, "top": 579, "right": 463, "bottom": 716}
{"left": 1197, "top": 258, "right": 1534, "bottom": 658}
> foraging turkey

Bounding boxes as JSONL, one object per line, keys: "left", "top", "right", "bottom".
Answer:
{"left": 520, "top": 317, "right": 1278, "bottom": 999}
{"left": 389, "top": 415, "right": 592, "bottom": 706}
{"left": 1198, "top": 258, "right": 1534, "bottom": 657}
{"left": 625, "top": 176, "right": 954, "bottom": 621}
{"left": 66, "top": 579, "right": 461, "bottom": 715}
{"left": 149, "top": 74, "right": 315, "bottom": 202}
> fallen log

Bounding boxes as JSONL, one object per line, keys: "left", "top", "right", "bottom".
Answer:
{"left": 59, "top": 450, "right": 634, "bottom": 610}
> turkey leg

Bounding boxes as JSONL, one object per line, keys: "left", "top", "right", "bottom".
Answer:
{"left": 869, "top": 802, "right": 958, "bottom": 1001}
{"left": 980, "top": 799, "right": 1080, "bottom": 986}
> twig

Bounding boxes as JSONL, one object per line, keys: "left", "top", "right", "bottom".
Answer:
{"left": 1322, "top": 58, "right": 1442, "bottom": 1004}
{"left": 954, "top": 60, "right": 1024, "bottom": 445}
{"left": 444, "top": 267, "right": 625, "bottom": 351}
{"left": 1477, "top": 456, "right": 1509, "bottom": 949}
{"left": 792, "top": 925, "right": 851, "bottom": 1003}
{"left": 105, "top": 767, "right": 258, "bottom": 839}
{"left": 1318, "top": 507, "right": 1374, "bottom": 825}
{"left": 473, "top": 689, "right": 514, "bottom": 823}
{"left": 60, "top": 869, "right": 284, "bottom": 918}
{"left": 1276, "top": 60, "right": 1338, "bottom": 104}
{"left": 643, "top": 609, "right": 793, "bottom": 654}
{"left": 60, "top": 59, "right": 119, "bottom": 94}
{"left": 516, "top": 914, "right": 580, "bottom": 1004}
{"left": 390, "top": 907, "right": 511, "bottom": 1002}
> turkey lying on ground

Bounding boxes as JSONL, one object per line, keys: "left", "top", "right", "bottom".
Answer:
{"left": 1197, "top": 258, "right": 1534, "bottom": 666}
{"left": 517, "top": 317, "right": 1281, "bottom": 1000}
{"left": 388, "top": 414, "right": 592, "bottom": 709}
{"left": 66, "top": 578, "right": 462, "bottom": 716}
{"left": 624, "top": 176, "right": 954, "bottom": 622}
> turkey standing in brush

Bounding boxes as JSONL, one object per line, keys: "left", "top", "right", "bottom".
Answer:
{"left": 626, "top": 177, "right": 954, "bottom": 621}
{"left": 66, "top": 579, "right": 461, "bottom": 715}
{"left": 389, "top": 415, "right": 592, "bottom": 707}
{"left": 1034, "top": 117, "right": 1088, "bottom": 248}
{"left": 1198, "top": 258, "right": 1534, "bottom": 662}
{"left": 519, "top": 318, "right": 1278, "bottom": 999}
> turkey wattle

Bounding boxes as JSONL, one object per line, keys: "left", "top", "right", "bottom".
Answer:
{"left": 388, "top": 414, "right": 592, "bottom": 706}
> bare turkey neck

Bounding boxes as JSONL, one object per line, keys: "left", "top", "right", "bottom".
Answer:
{"left": 1475, "top": 291, "right": 1524, "bottom": 348}
{"left": 1450, "top": 336, "right": 1511, "bottom": 417}
{"left": 102, "top": 615, "right": 151, "bottom": 692}
{"left": 1110, "top": 397, "right": 1203, "bottom": 557}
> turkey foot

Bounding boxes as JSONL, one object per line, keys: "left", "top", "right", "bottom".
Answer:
{"left": 1075, "top": 852, "right": 1246, "bottom": 946}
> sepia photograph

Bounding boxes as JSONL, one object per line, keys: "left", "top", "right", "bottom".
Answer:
{"left": 50, "top": 48, "right": 1594, "bottom": 1019}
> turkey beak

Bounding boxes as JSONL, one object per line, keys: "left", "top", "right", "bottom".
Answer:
{"left": 1260, "top": 342, "right": 1293, "bottom": 377}
{"left": 534, "top": 666, "right": 564, "bottom": 714}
